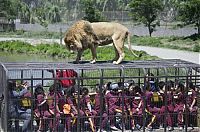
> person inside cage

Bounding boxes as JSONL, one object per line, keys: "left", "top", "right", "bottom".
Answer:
{"left": 128, "top": 83, "right": 143, "bottom": 130}
{"left": 15, "top": 81, "right": 32, "bottom": 113}
{"left": 143, "top": 82, "right": 160, "bottom": 131}
{"left": 144, "top": 73, "right": 158, "bottom": 92}
{"left": 8, "top": 80, "right": 31, "bottom": 132}
{"left": 34, "top": 84, "right": 52, "bottom": 132}
{"left": 117, "top": 84, "right": 130, "bottom": 130}
{"left": 158, "top": 81, "right": 174, "bottom": 131}
{"left": 79, "top": 87, "right": 97, "bottom": 132}
{"left": 104, "top": 82, "right": 121, "bottom": 131}
{"left": 48, "top": 69, "right": 78, "bottom": 92}
{"left": 47, "top": 84, "right": 62, "bottom": 131}
{"left": 186, "top": 81, "right": 198, "bottom": 127}
{"left": 173, "top": 81, "right": 186, "bottom": 131}
{"left": 62, "top": 88, "right": 78, "bottom": 132}
{"left": 93, "top": 84, "right": 108, "bottom": 131}
{"left": 187, "top": 81, "right": 198, "bottom": 113}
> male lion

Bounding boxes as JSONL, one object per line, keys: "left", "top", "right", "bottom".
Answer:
{"left": 64, "top": 20, "right": 138, "bottom": 64}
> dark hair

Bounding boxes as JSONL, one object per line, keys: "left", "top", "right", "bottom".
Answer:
{"left": 106, "top": 82, "right": 112, "bottom": 90}
{"left": 34, "top": 84, "right": 44, "bottom": 95}
{"left": 95, "top": 83, "right": 100, "bottom": 91}
{"left": 81, "top": 87, "right": 89, "bottom": 95}
{"left": 189, "top": 81, "right": 195, "bottom": 90}
{"left": 158, "top": 81, "right": 165, "bottom": 90}
{"left": 145, "top": 82, "right": 151, "bottom": 91}
{"left": 147, "top": 73, "right": 155, "bottom": 81}
{"left": 118, "top": 82, "right": 123, "bottom": 88}
{"left": 64, "top": 88, "right": 73, "bottom": 97}
{"left": 178, "top": 81, "right": 185, "bottom": 92}
{"left": 8, "top": 81, "right": 16, "bottom": 91}
{"left": 49, "top": 84, "right": 55, "bottom": 93}
{"left": 165, "top": 81, "right": 172, "bottom": 91}
{"left": 135, "top": 85, "right": 142, "bottom": 94}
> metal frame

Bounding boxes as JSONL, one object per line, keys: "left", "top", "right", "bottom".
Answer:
{"left": 0, "top": 59, "right": 199, "bottom": 132}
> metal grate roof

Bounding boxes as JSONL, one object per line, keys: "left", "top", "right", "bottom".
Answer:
{"left": 1, "top": 59, "right": 200, "bottom": 70}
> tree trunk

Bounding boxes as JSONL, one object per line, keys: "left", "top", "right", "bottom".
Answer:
{"left": 103, "top": 0, "right": 108, "bottom": 12}
{"left": 197, "top": 20, "right": 200, "bottom": 35}
{"left": 148, "top": 23, "right": 152, "bottom": 37}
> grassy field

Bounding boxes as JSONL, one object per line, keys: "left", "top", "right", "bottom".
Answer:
{"left": 131, "top": 34, "right": 200, "bottom": 52}
{"left": 1, "top": 31, "right": 199, "bottom": 52}
{"left": 0, "top": 40, "right": 158, "bottom": 61}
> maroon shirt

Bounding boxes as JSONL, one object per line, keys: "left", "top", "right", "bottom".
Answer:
{"left": 119, "top": 92, "right": 129, "bottom": 109}
{"left": 105, "top": 91, "right": 119, "bottom": 109}
{"left": 80, "top": 95, "right": 90, "bottom": 110}
{"left": 145, "top": 91, "right": 153, "bottom": 106}
{"left": 48, "top": 92, "right": 59, "bottom": 110}
{"left": 94, "top": 93, "right": 100, "bottom": 111}
{"left": 173, "top": 92, "right": 185, "bottom": 105}
{"left": 131, "top": 93, "right": 143, "bottom": 108}
{"left": 66, "top": 97, "right": 74, "bottom": 105}
{"left": 160, "top": 92, "right": 173, "bottom": 105}
{"left": 187, "top": 90, "right": 197, "bottom": 105}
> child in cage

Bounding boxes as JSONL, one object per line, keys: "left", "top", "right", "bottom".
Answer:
{"left": 143, "top": 82, "right": 160, "bottom": 131}
{"left": 63, "top": 88, "right": 78, "bottom": 132}
{"left": 79, "top": 87, "right": 97, "bottom": 132}
{"left": 8, "top": 80, "right": 31, "bottom": 132}
{"left": 104, "top": 82, "right": 121, "bottom": 131}
{"left": 159, "top": 81, "right": 174, "bottom": 131}
{"left": 117, "top": 83, "right": 130, "bottom": 130}
{"left": 34, "top": 84, "right": 52, "bottom": 132}
{"left": 173, "top": 81, "right": 185, "bottom": 130}
{"left": 47, "top": 84, "right": 62, "bottom": 131}
{"left": 187, "top": 81, "right": 198, "bottom": 113}
{"left": 186, "top": 81, "right": 198, "bottom": 127}
{"left": 94, "top": 84, "right": 108, "bottom": 131}
{"left": 129, "top": 83, "right": 143, "bottom": 130}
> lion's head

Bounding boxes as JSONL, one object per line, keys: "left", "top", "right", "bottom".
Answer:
{"left": 64, "top": 33, "right": 84, "bottom": 53}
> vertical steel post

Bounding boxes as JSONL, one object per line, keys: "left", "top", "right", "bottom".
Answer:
{"left": 163, "top": 68, "right": 168, "bottom": 132}
{"left": 142, "top": 68, "right": 147, "bottom": 132}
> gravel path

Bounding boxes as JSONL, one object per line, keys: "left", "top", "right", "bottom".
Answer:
{"left": 132, "top": 46, "right": 200, "bottom": 64}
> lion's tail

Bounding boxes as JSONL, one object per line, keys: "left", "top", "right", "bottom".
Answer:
{"left": 127, "top": 31, "right": 139, "bottom": 57}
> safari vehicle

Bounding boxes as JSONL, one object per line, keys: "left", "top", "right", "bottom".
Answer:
{"left": 0, "top": 59, "right": 199, "bottom": 132}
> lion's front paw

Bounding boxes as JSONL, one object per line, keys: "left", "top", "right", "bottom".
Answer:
{"left": 73, "top": 60, "right": 79, "bottom": 64}
{"left": 90, "top": 60, "right": 96, "bottom": 64}
{"left": 113, "top": 61, "right": 118, "bottom": 65}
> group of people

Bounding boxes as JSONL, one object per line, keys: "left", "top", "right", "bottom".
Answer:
{"left": 8, "top": 75, "right": 198, "bottom": 132}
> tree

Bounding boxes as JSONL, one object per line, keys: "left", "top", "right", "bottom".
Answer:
{"left": 129, "top": 0, "right": 164, "bottom": 36}
{"left": 160, "top": 0, "right": 177, "bottom": 27}
{"left": 0, "top": 0, "right": 19, "bottom": 20}
{"left": 81, "top": 0, "right": 104, "bottom": 22}
{"left": 18, "top": 2, "right": 31, "bottom": 23}
{"left": 48, "top": 5, "right": 61, "bottom": 23}
{"left": 177, "top": 0, "right": 200, "bottom": 34}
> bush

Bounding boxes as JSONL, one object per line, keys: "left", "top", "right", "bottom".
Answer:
{"left": 132, "top": 36, "right": 162, "bottom": 47}
{"left": 193, "top": 44, "right": 200, "bottom": 52}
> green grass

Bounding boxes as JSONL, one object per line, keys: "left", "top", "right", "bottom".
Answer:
{"left": 1, "top": 30, "right": 199, "bottom": 52}
{"left": 0, "top": 40, "right": 157, "bottom": 61}
{"left": 0, "top": 41, "right": 71, "bottom": 58}
{"left": 131, "top": 34, "right": 200, "bottom": 52}
{"left": 0, "top": 31, "right": 61, "bottom": 39}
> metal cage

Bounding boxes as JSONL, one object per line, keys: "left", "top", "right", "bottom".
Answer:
{"left": 0, "top": 59, "right": 199, "bottom": 132}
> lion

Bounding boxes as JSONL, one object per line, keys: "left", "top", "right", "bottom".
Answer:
{"left": 64, "top": 20, "right": 138, "bottom": 64}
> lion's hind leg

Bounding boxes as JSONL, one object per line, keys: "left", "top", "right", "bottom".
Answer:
{"left": 113, "top": 44, "right": 119, "bottom": 61}
{"left": 90, "top": 44, "right": 97, "bottom": 64}
{"left": 112, "top": 39, "right": 125, "bottom": 65}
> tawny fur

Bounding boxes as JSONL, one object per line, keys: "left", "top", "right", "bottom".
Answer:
{"left": 64, "top": 20, "right": 137, "bottom": 64}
